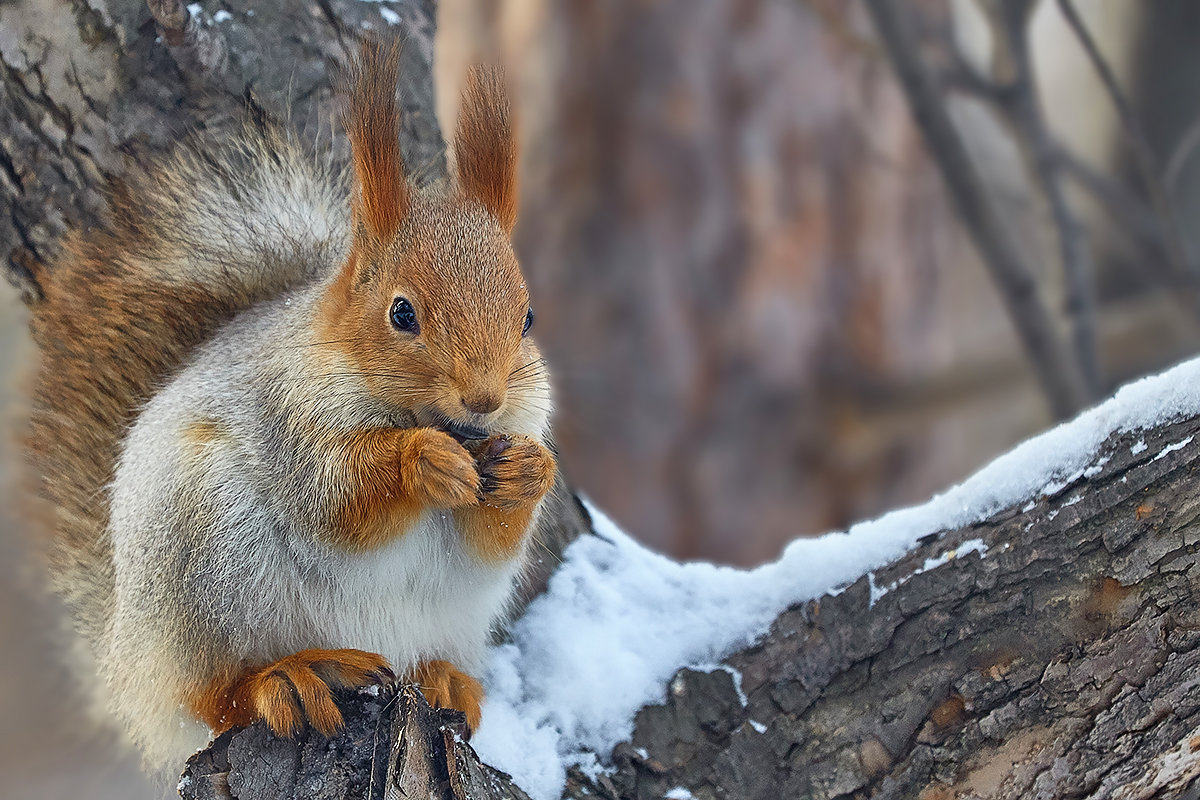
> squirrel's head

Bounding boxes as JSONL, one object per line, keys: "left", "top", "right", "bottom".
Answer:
{"left": 318, "top": 43, "right": 549, "bottom": 441}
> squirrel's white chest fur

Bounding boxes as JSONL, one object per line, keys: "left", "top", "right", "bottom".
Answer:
{"left": 274, "top": 512, "right": 522, "bottom": 674}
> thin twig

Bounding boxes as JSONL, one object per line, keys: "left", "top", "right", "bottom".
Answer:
{"left": 1055, "top": 0, "right": 1195, "bottom": 284}
{"left": 863, "top": 0, "right": 1091, "bottom": 419}
{"left": 1059, "top": 148, "right": 1200, "bottom": 317}
{"left": 1056, "top": 147, "right": 1171, "bottom": 264}
{"left": 1164, "top": 115, "right": 1200, "bottom": 192}
{"left": 990, "top": 1, "right": 1102, "bottom": 396}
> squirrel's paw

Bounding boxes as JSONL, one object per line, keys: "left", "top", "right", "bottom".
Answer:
{"left": 472, "top": 435, "right": 556, "bottom": 511}
{"left": 401, "top": 428, "right": 481, "bottom": 509}
{"left": 197, "top": 648, "right": 394, "bottom": 738}
{"left": 410, "top": 659, "right": 484, "bottom": 733}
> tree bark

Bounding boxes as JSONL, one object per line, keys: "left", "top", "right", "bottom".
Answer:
{"left": 180, "top": 685, "right": 535, "bottom": 800}
{"left": 0, "top": 0, "right": 442, "bottom": 300}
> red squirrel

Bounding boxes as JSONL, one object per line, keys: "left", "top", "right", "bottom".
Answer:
{"left": 27, "top": 42, "right": 555, "bottom": 768}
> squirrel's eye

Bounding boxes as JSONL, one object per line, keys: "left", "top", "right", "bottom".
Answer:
{"left": 522, "top": 307, "right": 534, "bottom": 337}
{"left": 390, "top": 297, "right": 419, "bottom": 333}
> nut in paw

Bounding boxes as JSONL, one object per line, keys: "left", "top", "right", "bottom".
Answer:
{"left": 472, "top": 434, "right": 556, "bottom": 510}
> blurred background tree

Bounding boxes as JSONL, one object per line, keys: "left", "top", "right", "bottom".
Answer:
{"left": 439, "top": 0, "right": 1200, "bottom": 565}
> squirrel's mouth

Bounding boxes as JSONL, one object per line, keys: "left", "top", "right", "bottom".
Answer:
{"left": 438, "top": 418, "right": 490, "bottom": 445}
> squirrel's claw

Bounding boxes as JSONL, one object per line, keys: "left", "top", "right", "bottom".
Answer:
{"left": 194, "top": 648, "right": 395, "bottom": 739}
{"left": 410, "top": 659, "right": 484, "bottom": 735}
{"left": 474, "top": 435, "right": 555, "bottom": 510}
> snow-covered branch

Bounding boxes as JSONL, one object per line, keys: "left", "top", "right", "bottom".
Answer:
{"left": 182, "top": 358, "right": 1200, "bottom": 799}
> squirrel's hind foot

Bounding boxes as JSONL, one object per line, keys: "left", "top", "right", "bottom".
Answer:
{"left": 409, "top": 659, "right": 484, "bottom": 734}
{"left": 192, "top": 648, "right": 395, "bottom": 738}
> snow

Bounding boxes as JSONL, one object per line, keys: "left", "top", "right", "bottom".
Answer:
{"left": 664, "top": 789, "right": 696, "bottom": 800}
{"left": 868, "top": 537, "right": 989, "bottom": 605}
{"left": 1154, "top": 435, "right": 1194, "bottom": 461}
{"left": 474, "top": 356, "right": 1200, "bottom": 800}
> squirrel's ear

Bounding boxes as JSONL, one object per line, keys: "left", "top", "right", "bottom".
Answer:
{"left": 342, "top": 40, "right": 408, "bottom": 243}
{"left": 454, "top": 66, "right": 518, "bottom": 235}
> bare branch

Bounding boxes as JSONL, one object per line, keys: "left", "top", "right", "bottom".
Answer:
{"left": 988, "top": 1, "right": 1102, "bottom": 396}
{"left": 1055, "top": 0, "right": 1196, "bottom": 287}
{"left": 863, "top": 0, "right": 1092, "bottom": 419}
{"left": 1164, "top": 114, "right": 1200, "bottom": 192}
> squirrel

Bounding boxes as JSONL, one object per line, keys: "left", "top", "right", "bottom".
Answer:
{"left": 26, "top": 42, "right": 555, "bottom": 769}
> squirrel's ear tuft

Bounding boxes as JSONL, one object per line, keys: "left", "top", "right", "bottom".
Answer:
{"left": 454, "top": 66, "right": 518, "bottom": 235}
{"left": 342, "top": 39, "right": 408, "bottom": 243}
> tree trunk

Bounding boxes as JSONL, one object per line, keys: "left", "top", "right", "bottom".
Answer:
{"left": 0, "top": 0, "right": 444, "bottom": 299}
{"left": 9, "top": 2, "right": 1200, "bottom": 799}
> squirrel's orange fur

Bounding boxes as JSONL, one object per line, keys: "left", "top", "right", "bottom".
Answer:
{"left": 344, "top": 41, "right": 409, "bottom": 241}
{"left": 27, "top": 40, "right": 555, "bottom": 768}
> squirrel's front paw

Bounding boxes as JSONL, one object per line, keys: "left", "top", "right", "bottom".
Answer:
{"left": 401, "top": 428, "right": 481, "bottom": 509}
{"left": 472, "top": 435, "right": 556, "bottom": 510}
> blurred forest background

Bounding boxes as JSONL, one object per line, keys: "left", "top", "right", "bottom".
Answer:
{"left": 5, "top": 0, "right": 1200, "bottom": 797}
{"left": 439, "top": 0, "right": 1200, "bottom": 565}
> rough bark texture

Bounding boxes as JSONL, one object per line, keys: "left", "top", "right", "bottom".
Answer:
{"left": 180, "top": 686, "right": 532, "bottom": 800}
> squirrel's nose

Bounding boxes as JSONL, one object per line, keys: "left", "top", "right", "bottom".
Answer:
{"left": 461, "top": 392, "right": 502, "bottom": 415}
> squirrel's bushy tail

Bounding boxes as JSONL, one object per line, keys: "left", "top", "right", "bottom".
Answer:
{"left": 28, "top": 115, "right": 349, "bottom": 655}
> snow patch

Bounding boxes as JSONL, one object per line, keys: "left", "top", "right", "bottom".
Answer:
{"left": 711, "top": 664, "right": 747, "bottom": 706}
{"left": 867, "top": 538, "right": 989, "bottom": 603}
{"left": 1153, "top": 435, "right": 1194, "bottom": 462}
{"left": 475, "top": 357, "right": 1200, "bottom": 800}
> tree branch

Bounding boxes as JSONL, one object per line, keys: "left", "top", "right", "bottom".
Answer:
{"left": 180, "top": 685, "right": 534, "bottom": 800}
{"left": 1056, "top": 0, "right": 1196, "bottom": 286}
{"left": 862, "top": 0, "right": 1092, "bottom": 419}
{"left": 989, "top": 0, "right": 1102, "bottom": 395}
